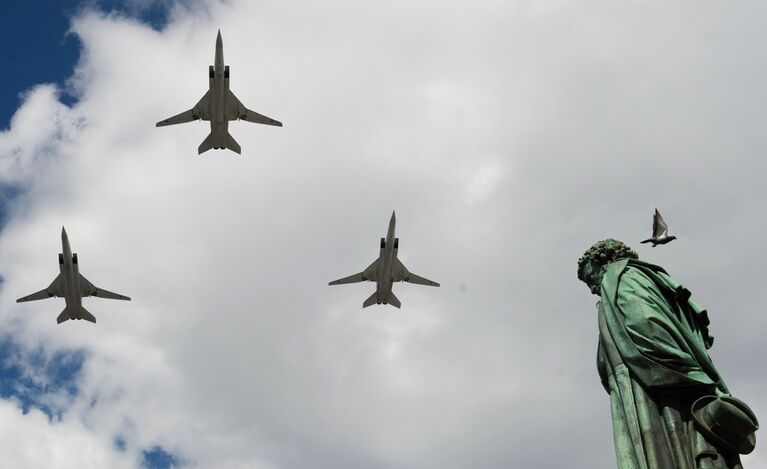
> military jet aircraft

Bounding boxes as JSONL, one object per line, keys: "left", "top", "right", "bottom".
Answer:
{"left": 329, "top": 211, "right": 439, "bottom": 308}
{"left": 156, "top": 30, "right": 282, "bottom": 154}
{"left": 16, "top": 228, "right": 130, "bottom": 324}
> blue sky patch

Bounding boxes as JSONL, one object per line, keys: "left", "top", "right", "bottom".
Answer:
{"left": 0, "top": 0, "right": 175, "bottom": 129}
{"left": 113, "top": 434, "right": 127, "bottom": 452}
{"left": 0, "top": 184, "right": 24, "bottom": 231}
{"left": 142, "top": 446, "right": 181, "bottom": 469}
{"left": 0, "top": 0, "right": 81, "bottom": 128}
{"left": 0, "top": 335, "right": 85, "bottom": 419}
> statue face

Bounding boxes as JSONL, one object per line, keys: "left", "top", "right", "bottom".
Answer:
{"left": 580, "top": 261, "right": 603, "bottom": 295}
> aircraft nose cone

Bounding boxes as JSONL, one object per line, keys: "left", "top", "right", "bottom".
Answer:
{"left": 216, "top": 30, "right": 222, "bottom": 46}
{"left": 61, "top": 226, "right": 68, "bottom": 239}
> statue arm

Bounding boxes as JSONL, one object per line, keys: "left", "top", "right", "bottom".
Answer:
{"left": 596, "top": 340, "right": 610, "bottom": 394}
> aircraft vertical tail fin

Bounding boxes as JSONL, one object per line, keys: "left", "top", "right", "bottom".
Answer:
{"left": 198, "top": 133, "right": 214, "bottom": 154}
{"left": 363, "top": 292, "right": 378, "bottom": 308}
{"left": 225, "top": 133, "right": 241, "bottom": 154}
{"left": 56, "top": 308, "right": 71, "bottom": 324}
{"left": 80, "top": 307, "right": 96, "bottom": 324}
{"left": 386, "top": 292, "right": 401, "bottom": 309}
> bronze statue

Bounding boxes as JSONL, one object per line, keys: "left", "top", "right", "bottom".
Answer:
{"left": 578, "top": 239, "right": 758, "bottom": 468}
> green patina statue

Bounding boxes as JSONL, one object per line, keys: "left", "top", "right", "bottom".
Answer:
{"left": 578, "top": 239, "right": 758, "bottom": 469}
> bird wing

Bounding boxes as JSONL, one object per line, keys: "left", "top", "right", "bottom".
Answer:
{"left": 653, "top": 209, "right": 668, "bottom": 237}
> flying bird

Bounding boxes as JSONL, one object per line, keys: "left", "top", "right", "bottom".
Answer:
{"left": 329, "top": 211, "right": 439, "bottom": 308}
{"left": 641, "top": 209, "right": 677, "bottom": 247}
{"left": 156, "top": 30, "right": 282, "bottom": 154}
{"left": 16, "top": 227, "right": 131, "bottom": 324}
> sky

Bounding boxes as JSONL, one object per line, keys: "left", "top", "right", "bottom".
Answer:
{"left": 0, "top": 0, "right": 765, "bottom": 468}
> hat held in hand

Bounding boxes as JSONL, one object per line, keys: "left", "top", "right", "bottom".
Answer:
{"left": 692, "top": 395, "right": 759, "bottom": 455}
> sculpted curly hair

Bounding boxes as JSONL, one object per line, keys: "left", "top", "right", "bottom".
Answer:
{"left": 577, "top": 239, "right": 638, "bottom": 282}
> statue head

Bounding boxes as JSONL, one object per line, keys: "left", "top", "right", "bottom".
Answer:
{"left": 578, "top": 239, "right": 638, "bottom": 295}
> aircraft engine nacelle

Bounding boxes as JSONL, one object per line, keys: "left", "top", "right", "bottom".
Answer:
{"left": 72, "top": 254, "right": 80, "bottom": 278}
{"left": 393, "top": 238, "right": 399, "bottom": 250}
{"left": 72, "top": 253, "right": 78, "bottom": 264}
{"left": 224, "top": 66, "right": 230, "bottom": 78}
{"left": 209, "top": 66, "right": 214, "bottom": 78}
{"left": 58, "top": 254, "right": 64, "bottom": 265}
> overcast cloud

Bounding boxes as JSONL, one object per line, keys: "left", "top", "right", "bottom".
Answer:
{"left": 0, "top": 0, "right": 766, "bottom": 467}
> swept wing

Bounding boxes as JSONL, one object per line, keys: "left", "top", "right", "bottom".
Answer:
{"left": 17, "top": 274, "right": 64, "bottom": 302}
{"left": 393, "top": 258, "right": 440, "bottom": 287}
{"left": 156, "top": 91, "right": 211, "bottom": 126}
{"left": 227, "top": 90, "right": 282, "bottom": 126}
{"left": 329, "top": 258, "right": 379, "bottom": 285}
{"left": 78, "top": 274, "right": 131, "bottom": 300}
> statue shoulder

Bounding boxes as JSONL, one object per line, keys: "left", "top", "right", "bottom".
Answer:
{"left": 620, "top": 265, "right": 655, "bottom": 286}
{"left": 599, "top": 259, "right": 632, "bottom": 303}
{"left": 602, "top": 260, "right": 666, "bottom": 306}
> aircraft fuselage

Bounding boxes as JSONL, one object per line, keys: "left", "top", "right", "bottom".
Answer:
{"left": 59, "top": 228, "right": 83, "bottom": 316}
{"left": 209, "top": 31, "right": 230, "bottom": 149}
{"left": 375, "top": 213, "right": 398, "bottom": 302}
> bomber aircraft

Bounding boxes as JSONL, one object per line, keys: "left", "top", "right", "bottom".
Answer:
{"left": 156, "top": 30, "right": 282, "bottom": 154}
{"left": 17, "top": 227, "right": 131, "bottom": 324}
{"left": 329, "top": 211, "right": 439, "bottom": 308}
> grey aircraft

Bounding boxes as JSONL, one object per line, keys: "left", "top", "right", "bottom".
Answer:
{"left": 16, "top": 227, "right": 131, "bottom": 324}
{"left": 156, "top": 30, "right": 282, "bottom": 154}
{"left": 329, "top": 211, "right": 439, "bottom": 308}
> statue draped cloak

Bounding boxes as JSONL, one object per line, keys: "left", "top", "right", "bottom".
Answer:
{"left": 596, "top": 259, "right": 743, "bottom": 469}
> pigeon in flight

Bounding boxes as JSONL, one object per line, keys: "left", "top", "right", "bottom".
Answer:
{"left": 641, "top": 209, "right": 677, "bottom": 247}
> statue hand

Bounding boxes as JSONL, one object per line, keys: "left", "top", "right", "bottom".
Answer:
{"left": 714, "top": 387, "right": 730, "bottom": 398}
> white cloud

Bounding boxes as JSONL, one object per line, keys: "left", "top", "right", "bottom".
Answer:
{"left": 0, "top": 85, "right": 81, "bottom": 186}
{"left": 0, "top": 0, "right": 766, "bottom": 467}
{"left": 0, "top": 399, "right": 134, "bottom": 469}
{"left": 464, "top": 159, "right": 505, "bottom": 204}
